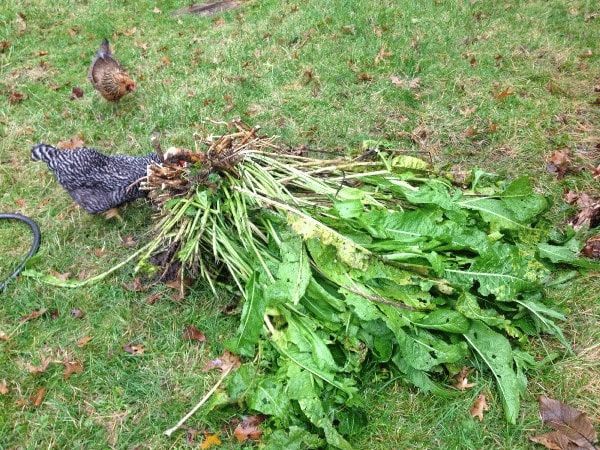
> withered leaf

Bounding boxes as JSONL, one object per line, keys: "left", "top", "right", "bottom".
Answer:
{"left": 20, "top": 308, "right": 48, "bottom": 323}
{"left": 49, "top": 309, "right": 59, "bottom": 320}
{"left": 0, "top": 41, "right": 10, "bottom": 53}
{"left": 146, "top": 292, "right": 162, "bottom": 305}
{"left": 0, "top": 380, "right": 9, "bottom": 395}
{"left": 63, "top": 360, "right": 84, "bottom": 379}
{"left": 202, "top": 350, "right": 240, "bottom": 373}
{"left": 233, "top": 415, "right": 264, "bottom": 442}
{"left": 568, "top": 193, "right": 600, "bottom": 229}
{"left": 183, "top": 325, "right": 206, "bottom": 343}
{"left": 374, "top": 45, "right": 392, "bottom": 65}
{"left": 582, "top": 236, "right": 600, "bottom": 259}
{"left": 530, "top": 396, "right": 598, "bottom": 450}
{"left": 546, "top": 149, "right": 571, "bottom": 178}
{"left": 390, "top": 76, "right": 420, "bottom": 90}
{"left": 31, "top": 387, "right": 46, "bottom": 407}
{"left": 70, "top": 308, "right": 85, "bottom": 319}
{"left": 123, "top": 277, "right": 146, "bottom": 292}
{"left": 153, "top": 7, "right": 161, "bottom": 13}
{"left": 357, "top": 72, "right": 373, "bottom": 82}
{"left": 49, "top": 270, "right": 71, "bottom": 281}
{"left": 38, "top": 50, "right": 48, "bottom": 56}
{"left": 493, "top": 87, "right": 514, "bottom": 101}
{"left": 453, "top": 367, "right": 476, "bottom": 391}
{"left": 57, "top": 134, "right": 85, "bottom": 149}
{"left": 121, "top": 235, "right": 137, "bottom": 248}
{"left": 123, "top": 27, "right": 137, "bottom": 36}
{"left": 123, "top": 343, "right": 145, "bottom": 355}
{"left": 16, "top": 13, "right": 27, "bottom": 36}
{"left": 160, "top": 56, "right": 171, "bottom": 66}
{"left": 76, "top": 335, "right": 92, "bottom": 348}
{"left": 8, "top": 91, "right": 26, "bottom": 105}
{"left": 67, "top": 27, "right": 79, "bottom": 37}
{"left": 200, "top": 432, "right": 222, "bottom": 449}
{"left": 26, "top": 357, "right": 51, "bottom": 375}
{"left": 0, "top": 331, "right": 8, "bottom": 341}
{"left": 470, "top": 394, "right": 489, "bottom": 421}
{"left": 70, "top": 87, "right": 84, "bottom": 100}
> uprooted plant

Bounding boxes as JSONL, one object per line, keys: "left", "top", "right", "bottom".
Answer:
{"left": 27, "top": 121, "right": 598, "bottom": 448}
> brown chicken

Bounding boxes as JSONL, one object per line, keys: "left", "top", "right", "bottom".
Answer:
{"left": 88, "top": 39, "right": 136, "bottom": 102}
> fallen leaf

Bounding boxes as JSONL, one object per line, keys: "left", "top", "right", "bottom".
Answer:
{"left": 31, "top": 387, "right": 46, "bottom": 407}
{"left": 16, "top": 13, "right": 27, "bottom": 36}
{"left": 213, "top": 17, "right": 226, "bottom": 27}
{"left": 123, "top": 343, "right": 145, "bottom": 355}
{"left": 0, "top": 40, "right": 10, "bottom": 53}
{"left": 20, "top": 308, "right": 48, "bottom": 323}
{"left": 146, "top": 292, "right": 162, "bottom": 305}
{"left": 464, "top": 126, "right": 478, "bottom": 138}
{"left": 70, "top": 87, "right": 84, "bottom": 100}
{"left": 49, "top": 270, "right": 71, "bottom": 281}
{"left": 38, "top": 50, "right": 48, "bottom": 56}
{"left": 459, "top": 106, "right": 477, "bottom": 117}
{"left": 70, "top": 308, "right": 85, "bottom": 319}
{"left": 153, "top": 7, "right": 162, "bottom": 13}
{"left": 63, "top": 360, "right": 83, "bottom": 379}
{"left": 76, "top": 335, "right": 92, "bottom": 348}
{"left": 453, "top": 367, "right": 476, "bottom": 391}
{"left": 49, "top": 309, "right": 59, "bottom": 320}
{"left": 530, "top": 396, "right": 598, "bottom": 450}
{"left": 493, "top": 87, "right": 514, "bottom": 101}
{"left": 121, "top": 235, "right": 136, "bottom": 247}
{"left": 200, "top": 432, "right": 222, "bottom": 449}
{"left": 568, "top": 192, "right": 600, "bottom": 229}
{"left": 470, "top": 394, "right": 489, "bottom": 421}
{"left": 582, "top": 236, "right": 600, "bottom": 259}
{"left": 186, "top": 427, "right": 200, "bottom": 445}
{"left": 123, "top": 277, "right": 146, "bottom": 292}
{"left": 546, "top": 149, "right": 571, "bottom": 178}
{"left": 14, "top": 198, "right": 26, "bottom": 208}
{"left": 374, "top": 45, "right": 392, "bottom": 64}
{"left": 0, "top": 331, "right": 8, "bottom": 341}
{"left": 93, "top": 248, "right": 106, "bottom": 257}
{"left": 57, "top": 134, "right": 85, "bottom": 149}
{"left": 389, "top": 76, "right": 420, "bottom": 89}
{"left": 123, "top": 27, "right": 137, "bottom": 36}
{"left": 183, "top": 325, "right": 206, "bottom": 343}
{"left": 8, "top": 91, "right": 26, "bottom": 104}
{"left": 342, "top": 25, "right": 356, "bottom": 35}
{"left": 160, "top": 56, "right": 171, "bottom": 66}
{"left": 103, "top": 208, "right": 122, "bottom": 220}
{"left": 233, "top": 415, "right": 264, "bottom": 442}
{"left": 67, "top": 27, "right": 79, "bottom": 37}
{"left": 357, "top": 72, "right": 373, "bottom": 82}
{"left": 202, "top": 350, "right": 240, "bottom": 373}
{"left": 26, "top": 357, "right": 51, "bottom": 375}
{"left": 0, "top": 380, "right": 9, "bottom": 395}
{"left": 580, "top": 49, "right": 593, "bottom": 58}
{"left": 372, "top": 25, "right": 383, "bottom": 37}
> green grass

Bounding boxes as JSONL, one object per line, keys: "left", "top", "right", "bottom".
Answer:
{"left": 1, "top": 0, "right": 599, "bottom": 448}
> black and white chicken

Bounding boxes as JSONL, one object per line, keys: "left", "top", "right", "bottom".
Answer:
{"left": 32, "top": 144, "right": 160, "bottom": 214}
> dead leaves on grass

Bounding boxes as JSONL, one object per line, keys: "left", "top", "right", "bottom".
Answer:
{"left": 547, "top": 149, "right": 571, "bottom": 178}
{"left": 0, "top": 380, "right": 9, "bottom": 395}
{"left": 57, "top": 134, "right": 85, "bottom": 149}
{"left": 564, "top": 191, "right": 600, "bottom": 230}
{"left": 183, "top": 325, "right": 206, "bottom": 343}
{"left": 30, "top": 387, "right": 46, "bottom": 407}
{"left": 123, "top": 343, "right": 145, "bottom": 355}
{"left": 582, "top": 236, "right": 600, "bottom": 259}
{"left": 202, "top": 350, "right": 240, "bottom": 373}
{"left": 233, "top": 415, "right": 264, "bottom": 442}
{"left": 200, "top": 432, "right": 222, "bottom": 449}
{"left": 63, "top": 360, "right": 84, "bottom": 379}
{"left": 453, "top": 367, "right": 476, "bottom": 391}
{"left": 20, "top": 308, "right": 48, "bottom": 323}
{"left": 530, "top": 396, "right": 598, "bottom": 450}
{"left": 470, "top": 394, "right": 489, "bottom": 421}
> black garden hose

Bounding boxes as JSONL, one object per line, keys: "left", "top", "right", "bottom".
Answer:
{"left": 0, "top": 213, "right": 41, "bottom": 292}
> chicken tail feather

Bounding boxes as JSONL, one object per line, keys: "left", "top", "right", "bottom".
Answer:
{"left": 97, "top": 38, "right": 112, "bottom": 58}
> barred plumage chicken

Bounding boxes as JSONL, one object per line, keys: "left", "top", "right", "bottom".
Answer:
{"left": 88, "top": 39, "right": 136, "bottom": 102}
{"left": 32, "top": 144, "right": 160, "bottom": 213}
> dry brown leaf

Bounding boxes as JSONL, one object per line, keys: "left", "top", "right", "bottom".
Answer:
{"left": 200, "top": 432, "right": 222, "bottom": 449}
{"left": 123, "top": 343, "right": 145, "bottom": 355}
{"left": 121, "top": 235, "right": 137, "bottom": 247}
{"left": 374, "top": 45, "right": 392, "bottom": 65}
{"left": 26, "top": 357, "right": 51, "bottom": 375}
{"left": 70, "top": 308, "right": 85, "bottom": 319}
{"left": 582, "top": 236, "right": 600, "bottom": 259}
{"left": 0, "top": 331, "right": 8, "bottom": 341}
{"left": 580, "top": 49, "right": 593, "bottom": 58}
{"left": 76, "top": 335, "right": 92, "bottom": 348}
{"left": 233, "top": 415, "right": 264, "bottom": 442}
{"left": 93, "top": 248, "right": 106, "bottom": 257}
{"left": 49, "top": 270, "right": 71, "bottom": 281}
{"left": 183, "top": 325, "right": 206, "bottom": 343}
{"left": 67, "top": 27, "right": 79, "bottom": 37}
{"left": 0, "top": 40, "right": 10, "bottom": 53}
{"left": 0, "top": 380, "right": 9, "bottom": 395}
{"left": 372, "top": 26, "right": 383, "bottom": 37}
{"left": 31, "top": 387, "right": 46, "bottom": 407}
{"left": 530, "top": 396, "right": 598, "bottom": 450}
{"left": 146, "top": 292, "right": 162, "bottom": 305}
{"left": 70, "top": 86, "right": 84, "bottom": 100}
{"left": 153, "top": 7, "right": 162, "bottom": 13}
{"left": 123, "top": 277, "right": 146, "bottom": 292}
{"left": 389, "top": 76, "right": 420, "bottom": 90}
{"left": 123, "top": 27, "right": 137, "bottom": 36}
{"left": 16, "top": 13, "right": 27, "bottom": 36}
{"left": 494, "top": 87, "right": 514, "bottom": 101}
{"left": 160, "top": 56, "right": 171, "bottom": 66}
{"left": 38, "top": 50, "right": 48, "bottom": 56}
{"left": 20, "top": 308, "right": 48, "bottom": 323}
{"left": 49, "top": 309, "right": 59, "bottom": 320}
{"left": 464, "top": 126, "right": 477, "bottom": 138}
{"left": 8, "top": 91, "right": 26, "bottom": 104}
{"left": 546, "top": 149, "right": 571, "bottom": 178}
{"left": 202, "top": 350, "right": 241, "bottom": 373}
{"left": 57, "top": 134, "right": 85, "bottom": 149}
{"left": 568, "top": 192, "right": 600, "bottom": 229}
{"left": 14, "top": 198, "right": 26, "bottom": 208}
{"left": 63, "top": 360, "right": 84, "bottom": 379}
{"left": 453, "top": 367, "right": 476, "bottom": 391}
{"left": 357, "top": 72, "right": 373, "bottom": 82}
{"left": 470, "top": 394, "right": 489, "bottom": 421}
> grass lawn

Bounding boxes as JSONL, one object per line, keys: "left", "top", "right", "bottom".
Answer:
{"left": 1, "top": 0, "right": 599, "bottom": 448}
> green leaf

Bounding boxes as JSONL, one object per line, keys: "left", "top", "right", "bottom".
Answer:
{"left": 298, "top": 397, "right": 353, "bottom": 450}
{"left": 455, "top": 293, "right": 515, "bottom": 335}
{"left": 414, "top": 309, "right": 470, "bottom": 333}
{"left": 247, "top": 377, "right": 291, "bottom": 418}
{"left": 263, "top": 426, "right": 324, "bottom": 450}
{"left": 515, "top": 298, "right": 570, "bottom": 349}
{"left": 538, "top": 243, "right": 600, "bottom": 269}
{"left": 463, "top": 320, "right": 523, "bottom": 424}
{"left": 233, "top": 272, "right": 267, "bottom": 356}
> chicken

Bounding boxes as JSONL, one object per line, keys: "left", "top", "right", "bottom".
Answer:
{"left": 88, "top": 39, "right": 136, "bottom": 102}
{"left": 32, "top": 144, "right": 160, "bottom": 214}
